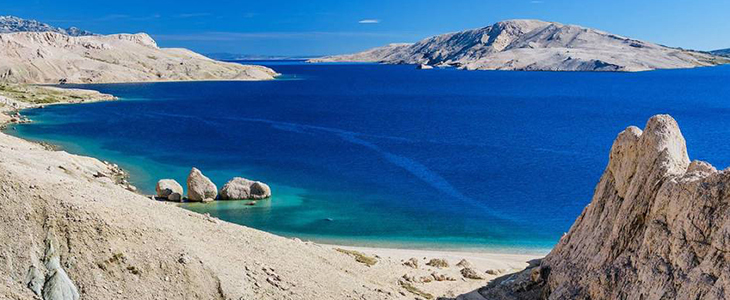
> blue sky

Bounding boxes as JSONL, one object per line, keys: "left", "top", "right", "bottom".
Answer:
{"left": 3, "top": 0, "right": 729, "bottom": 55}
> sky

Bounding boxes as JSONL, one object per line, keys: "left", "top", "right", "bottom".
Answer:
{"left": 2, "top": 0, "right": 729, "bottom": 56}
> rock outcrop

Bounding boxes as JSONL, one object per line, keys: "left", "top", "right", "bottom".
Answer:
{"left": 220, "top": 177, "right": 272, "bottom": 200}
{"left": 186, "top": 168, "right": 217, "bottom": 202}
{"left": 459, "top": 115, "right": 730, "bottom": 299}
{"left": 311, "top": 20, "right": 730, "bottom": 72}
{"left": 0, "top": 31, "right": 277, "bottom": 84}
{"left": 156, "top": 179, "right": 183, "bottom": 202}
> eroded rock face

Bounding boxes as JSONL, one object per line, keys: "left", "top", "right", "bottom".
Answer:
{"left": 186, "top": 168, "right": 217, "bottom": 202}
{"left": 156, "top": 179, "right": 183, "bottom": 201}
{"left": 220, "top": 177, "right": 271, "bottom": 200}
{"left": 465, "top": 115, "right": 730, "bottom": 300}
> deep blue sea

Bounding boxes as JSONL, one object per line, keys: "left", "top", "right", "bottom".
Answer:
{"left": 7, "top": 61, "right": 730, "bottom": 253}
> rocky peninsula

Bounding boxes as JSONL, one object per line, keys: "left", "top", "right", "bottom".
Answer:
{"left": 311, "top": 19, "right": 730, "bottom": 72}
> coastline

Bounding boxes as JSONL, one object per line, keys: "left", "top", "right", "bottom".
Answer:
{"left": 3, "top": 85, "right": 546, "bottom": 254}
{"left": 0, "top": 83, "right": 542, "bottom": 299}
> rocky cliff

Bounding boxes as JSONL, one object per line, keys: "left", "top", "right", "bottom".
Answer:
{"left": 311, "top": 20, "right": 730, "bottom": 72}
{"left": 458, "top": 115, "right": 730, "bottom": 299}
{"left": 0, "top": 31, "right": 277, "bottom": 84}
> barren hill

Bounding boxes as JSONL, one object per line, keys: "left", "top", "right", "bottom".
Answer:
{"left": 311, "top": 20, "right": 729, "bottom": 72}
{"left": 0, "top": 32, "right": 277, "bottom": 84}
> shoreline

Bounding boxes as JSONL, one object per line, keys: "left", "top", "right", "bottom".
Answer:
{"left": 0, "top": 81, "right": 543, "bottom": 259}
{"left": 4, "top": 84, "right": 551, "bottom": 257}
{"left": 327, "top": 244, "right": 540, "bottom": 273}
{"left": 0, "top": 81, "right": 543, "bottom": 299}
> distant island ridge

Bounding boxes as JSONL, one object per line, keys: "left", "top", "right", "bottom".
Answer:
{"left": 712, "top": 48, "right": 730, "bottom": 57}
{"left": 0, "top": 16, "right": 277, "bottom": 84}
{"left": 310, "top": 19, "right": 730, "bottom": 72}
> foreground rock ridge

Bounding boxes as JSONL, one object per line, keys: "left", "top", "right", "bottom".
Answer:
{"left": 458, "top": 114, "right": 730, "bottom": 299}
{"left": 0, "top": 31, "right": 277, "bottom": 84}
{"left": 311, "top": 19, "right": 730, "bottom": 71}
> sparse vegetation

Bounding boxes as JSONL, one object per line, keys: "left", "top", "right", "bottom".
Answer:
{"left": 335, "top": 248, "right": 378, "bottom": 267}
{"left": 400, "top": 281, "right": 434, "bottom": 299}
{"left": 0, "top": 84, "right": 114, "bottom": 105}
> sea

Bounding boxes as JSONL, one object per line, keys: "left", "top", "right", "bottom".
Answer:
{"left": 7, "top": 61, "right": 730, "bottom": 254}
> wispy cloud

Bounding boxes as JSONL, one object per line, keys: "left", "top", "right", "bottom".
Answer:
{"left": 95, "top": 14, "right": 130, "bottom": 21}
{"left": 175, "top": 13, "right": 212, "bottom": 18}
{"left": 358, "top": 19, "right": 380, "bottom": 24}
{"left": 154, "top": 31, "right": 405, "bottom": 41}
{"left": 94, "top": 14, "right": 161, "bottom": 22}
{"left": 530, "top": 0, "right": 544, "bottom": 3}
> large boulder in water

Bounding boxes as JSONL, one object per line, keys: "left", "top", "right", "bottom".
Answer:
{"left": 156, "top": 179, "right": 183, "bottom": 201}
{"left": 186, "top": 168, "right": 217, "bottom": 202}
{"left": 220, "top": 177, "right": 271, "bottom": 200}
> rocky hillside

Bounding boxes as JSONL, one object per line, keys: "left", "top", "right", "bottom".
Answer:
{"left": 0, "top": 16, "right": 94, "bottom": 36}
{"left": 712, "top": 48, "right": 730, "bottom": 57}
{"left": 311, "top": 20, "right": 729, "bottom": 72}
{"left": 0, "top": 32, "right": 277, "bottom": 84}
{"left": 457, "top": 115, "right": 730, "bottom": 299}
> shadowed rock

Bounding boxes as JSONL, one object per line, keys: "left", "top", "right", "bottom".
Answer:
{"left": 156, "top": 179, "right": 183, "bottom": 201}
{"left": 42, "top": 233, "right": 79, "bottom": 300}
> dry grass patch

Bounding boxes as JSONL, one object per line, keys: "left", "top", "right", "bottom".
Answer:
{"left": 400, "top": 281, "right": 434, "bottom": 299}
{"left": 335, "top": 248, "right": 378, "bottom": 267}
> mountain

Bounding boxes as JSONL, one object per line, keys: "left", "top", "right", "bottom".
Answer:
{"left": 311, "top": 19, "right": 729, "bottom": 72}
{"left": 0, "top": 32, "right": 277, "bottom": 84}
{"left": 711, "top": 48, "right": 730, "bottom": 57}
{"left": 0, "top": 15, "right": 94, "bottom": 36}
{"left": 205, "top": 53, "right": 316, "bottom": 61}
{"left": 458, "top": 115, "right": 730, "bottom": 299}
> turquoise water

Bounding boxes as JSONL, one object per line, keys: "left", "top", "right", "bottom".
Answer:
{"left": 7, "top": 62, "right": 730, "bottom": 254}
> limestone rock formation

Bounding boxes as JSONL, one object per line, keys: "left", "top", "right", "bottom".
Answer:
{"left": 311, "top": 20, "right": 730, "bottom": 71}
{"left": 220, "top": 177, "right": 272, "bottom": 200}
{"left": 43, "top": 235, "right": 80, "bottom": 300}
{"left": 156, "top": 179, "right": 183, "bottom": 202}
{"left": 0, "top": 31, "right": 277, "bottom": 84}
{"left": 186, "top": 168, "right": 217, "bottom": 202}
{"left": 459, "top": 114, "right": 730, "bottom": 299}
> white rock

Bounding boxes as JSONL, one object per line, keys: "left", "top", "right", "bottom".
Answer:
{"left": 220, "top": 177, "right": 271, "bottom": 200}
{"left": 186, "top": 168, "right": 217, "bottom": 202}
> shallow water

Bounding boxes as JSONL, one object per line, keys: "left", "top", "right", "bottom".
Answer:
{"left": 8, "top": 61, "right": 730, "bottom": 253}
